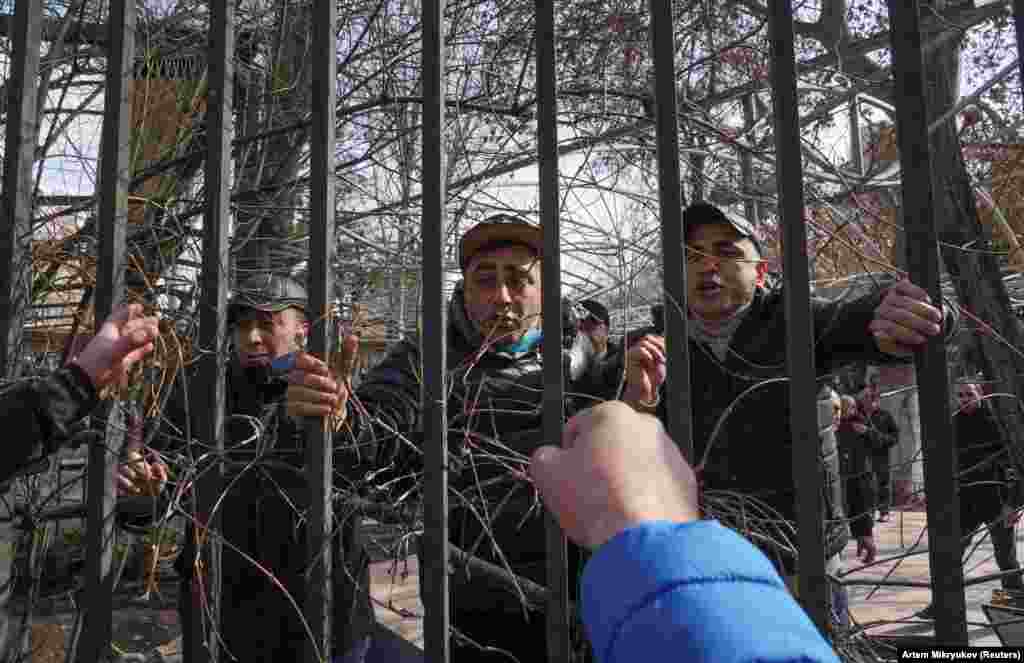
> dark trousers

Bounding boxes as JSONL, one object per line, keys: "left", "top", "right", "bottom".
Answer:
{"left": 177, "top": 470, "right": 372, "bottom": 662}
{"left": 962, "top": 497, "right": 1022, "bottom": 591}
{"left": 451, "top": 609, "right": 591, "bottom": 663}
{"left": 872, "top": 450, "right": 892, "bottom": 515}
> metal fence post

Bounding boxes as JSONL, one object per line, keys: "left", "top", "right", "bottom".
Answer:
{"left": 0, "top": 0, "right": 42, "bottom": 380}
{"left": 187, "top": 3, "right": 235, "bottom": 661}
{"left": 306, "top": 1, "right": 338, "bottom": 661}
{"left": 648, "top": 0, "right": 693, "bottom": 460}
{"left": 421, "top": 0, "right": 449, "bottom": 661}
{"left": 535, "top": 3, "right": 570, "bottom": 662}
{"left": 886, "top": 0, "right": 967, "bottom": 643}
{"left": 767, "top": 0, "right": 829, "bottom": 633}
{"left": 80, "top": 2, "right": 134, "bottom": 660}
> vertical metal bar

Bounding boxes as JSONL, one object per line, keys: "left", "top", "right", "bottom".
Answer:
{"left": 740, "top": 96, "right": 760, "bottom": 234}
{"left": 535, "top": 2, "right": 569, "bottom": 663}
{"left": 81, "top": 2, "right": 134, "bottom": 660}
{"left": 886, "top": 0, "right": 966, "bottom": 642}
{"left": 187, "top": 3, "right": 234, "bottom": 662}
{"left": 767, "top": 0, "right": 828, "bottom": 633}
{"left": 421, "top": 0, "right": 449, "bottom": 661}
{"left": 848, "top": 96, "right": 864, "bottom": 177}
{"left": 648, "top": 0, "right": 692, "bottom": 460}
{"left": 1014, "top": 0, "right": 1024, "bottom": 105}
{"left": 0, "top": 0, "right": 42, "bottom": 379}
{"left": 306, "top": 1, "right": 338, "bottom": 661}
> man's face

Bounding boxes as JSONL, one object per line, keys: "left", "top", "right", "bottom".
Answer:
{"left": 579, "top": 317, "right": 609, "bottom": 350}
{"left": 685, "top": 223, "right": 766, "bottom": 321}
{"left": 957, "top": 383, "right": 982, "bottom": 414}
{"left": 840, "top": 395, "right": 858, "bottom": 421}
{"left": 463, "top": 244, "right": 542, "bottom": 344}
{"left": 859, "top": 384, "right": 881, "bottom": 413}
{"left": 234, "top": 307, "right": 306, "bottom": 367}
{"left": 830, "top": 393, "right": 843, "bottom": 429}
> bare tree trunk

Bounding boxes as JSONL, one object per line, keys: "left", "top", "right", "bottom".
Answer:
{"left": 235, "top": 2, "right": 312, "bottom": 278}
{"left": 921, "top": 4, "right": 1024, "bottom": 464}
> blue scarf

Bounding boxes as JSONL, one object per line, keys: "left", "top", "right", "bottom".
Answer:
{"left": 496, "top": 328, "right": 542, "bottom": 354}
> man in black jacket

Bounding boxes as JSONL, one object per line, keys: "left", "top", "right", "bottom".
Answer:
{"left": 286, "top": 215, "right": 604, "bottom": 661}
{"left": 850, "top": 377, "right": 900, "bottom": 522}
{"left": 137, "top": 275, "right": 375, "bottom": 663}
{"left": 611, "top": 201, "right": 946, "bottom": 590}
{"left": 0, "top": 304, "right": 158, "bottom": 655}
{"left": 919, "top": 381, "right": 1024, "bottom": 617}
{"left": 836, "top": 394, "right": 878, "bottom": 564}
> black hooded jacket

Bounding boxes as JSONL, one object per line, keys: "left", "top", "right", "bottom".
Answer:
{"left": 154, "top": 359, "right": 375, "bottom": 657}
{"left": 340, "top": 284, "right": 601, "bottom": 614}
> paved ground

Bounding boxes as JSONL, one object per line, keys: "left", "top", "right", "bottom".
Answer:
{"left": 844, "top": 509, "right": 1018, "bottom": 646}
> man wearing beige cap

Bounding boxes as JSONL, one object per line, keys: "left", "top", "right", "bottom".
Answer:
{"left": 286, "top": 214, "right": 604, "bottom": 661}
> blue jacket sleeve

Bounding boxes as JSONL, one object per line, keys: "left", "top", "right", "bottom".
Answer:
{"left": 581, "top": 520, "right": 840, "bottom": 663}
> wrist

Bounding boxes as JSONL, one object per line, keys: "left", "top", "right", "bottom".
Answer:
{"left": 622, "top": 385, "right": 658, "bottom": 413}
{"left": 71, "top": 354, "right": 104, "bottom": 390}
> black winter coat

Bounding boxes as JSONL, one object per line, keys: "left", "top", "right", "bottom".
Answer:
{"left": 955, "top": 405, "right": 1021, "bottom": 518}
{"left": 836, "top": 422, "right": 876, "bottom": 539}
{"left": 601, "top": 285, "right": 907, "bottom": 574}
{"left": 154, "top": 360, "right": 375, "bottom": 658}
{"left": 343, "top": 285, "right": 599, "bottom": 614}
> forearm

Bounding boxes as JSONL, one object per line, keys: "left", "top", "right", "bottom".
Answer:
{"left": 0, "top": 365, "right": 98, "bottom": 483}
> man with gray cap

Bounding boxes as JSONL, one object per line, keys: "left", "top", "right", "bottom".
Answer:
{"left": 286, "top": 214, "right": 604, "bottom": 661}
{"left": 136, "top": 273, "right": 376, "bottom": 662}
{"left": 606, "top": 200, "right": 950, "bottom": 608}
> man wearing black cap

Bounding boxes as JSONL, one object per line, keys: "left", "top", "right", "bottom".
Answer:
{"left": 286, "top": 214, "right": 603, "bottom": 661}
{"left": 138, "top": 273, "right": 376, "bottom": 662}
{"left": 577, "top": 299, "right": 614, "bottom": 362}
{"left": 608, "top": 201, "right": 949, "bottom": 600}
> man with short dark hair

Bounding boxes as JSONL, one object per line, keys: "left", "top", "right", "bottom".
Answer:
{"left": 577, "top": 299, "right": 613, "bottom": 361}
{"left": 836, "top": 393, "right": 879, "bottom": 565}
{"left": 137, "top": 273, "right": 376, "bottom": 663}
{"left": 850, "top": 376, "right": 899, "bottom": 522}
{"left": 918, "top": 381, "right": 1024, "bottom": 618}
{"left": 609, "top": 201, "right": 947, "bottom": 597}
{"left": 287, "top": 215, "right": 603, "bottom": 661}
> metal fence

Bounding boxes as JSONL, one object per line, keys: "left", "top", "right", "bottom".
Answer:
{"left": 2, "top": 0, "right": 1018, "bottom": 659}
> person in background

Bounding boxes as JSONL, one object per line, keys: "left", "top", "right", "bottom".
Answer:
{"left": 530, "top": 401, "right": 840, "bottom": 663}
{"left": 836, "top": 394, "right": 878, "bottom": 566}
{"left": 577, "top": 299, "right": 615, "bottom": 362}
{"left": 849, "top": 376, "right": 899, "bottom": 523}
{"left": 918, "top": 381, "right": 1024, "bottom": 618}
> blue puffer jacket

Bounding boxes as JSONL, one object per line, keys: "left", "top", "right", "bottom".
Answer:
{"left": 582, "top": 520, "right": 840, "bottom": 663}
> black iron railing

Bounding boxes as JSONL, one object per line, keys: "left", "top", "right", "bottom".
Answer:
{"left": 0, "top": 0, "right": 1001, "bottom": 659}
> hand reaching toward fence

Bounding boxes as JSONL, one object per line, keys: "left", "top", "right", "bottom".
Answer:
{"left": 530, "top": 401, "right": 698, "bottom": 549}
{"left": 117, "top": 449, "right": 169, "bottom": 497}
{"left": 870, "top": 279, "right": 944, "bottom": 356}
{"left": 117, "top": 410, "right": 169, "bottom": 496}
{"left": 72, "top": 304, "right": 159, "bottom": 391}
{"left": 622, "top": 334, "right": 666, "bottom": 413}
{"left": 284, "top": 334, "right": 360, "bottom": 423}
